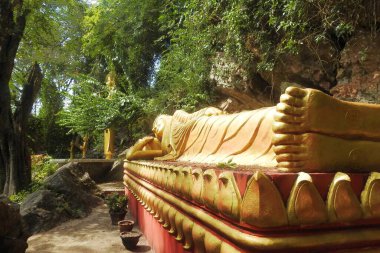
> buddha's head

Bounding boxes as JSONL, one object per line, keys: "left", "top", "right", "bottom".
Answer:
{"left": 152, "top": 115, "right": 171, "bottom": 141}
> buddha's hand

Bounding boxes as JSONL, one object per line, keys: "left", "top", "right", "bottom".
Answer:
{"left": 126, "top": 136, "right": 154, "bottom": 159}
{"left": 136, "top": 136, "right": 154, "bottom": 147}
{"left": 126, "top": 136, "right": 163, "bottom": 160}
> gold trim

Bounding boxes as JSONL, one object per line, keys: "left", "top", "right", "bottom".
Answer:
{"left": 220, "top": 242, "right": 242, "bottom": 253}
{"left": 162, "top": 203, "right": 171, "bottom": 229}
{"left": 191, "top": 168, "right": 204, "bottom": 204}
{"left": 217, "top": 171, "right": 242, "bottom": 220}
{"left": 168, "top": 206, "right": 177, "bottom": 234}
{"left": 327, "top": 172, "right": 362, "bottom": 222}
{"left": 287, "top": 172, "right": 327, "bottom": 225}
{"left": 361, "top": 172, "right": 380, "bottom": 218}
{"left": 182, "top": 218, "right": 194, "bottom": 250}
{"left": 192, "top": 223, "right": 206, "bottom": 253}
{"left": 181, "top": 167, "right": 193, "bottom": 200}
{"left": 125, "top": 170, "right": 380, "bottom": 251}
{"left": 174, "top": 210, "right": 185, "bottom": 241}
{"left": 203, "top": 169, "right": 219, "bottom": 212}
{"left": 167, "top": 166, "right": 176, "bottom": 192}
{"left": 241, "top": 171, "right": 288, "bottom": 227}
{"left": 173, "top": 167, "right": 183, "bottom": 196}
{"left": 204, "top": 230, "right": 222, "bottom": 253}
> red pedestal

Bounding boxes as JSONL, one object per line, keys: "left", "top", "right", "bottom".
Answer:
{"left": 127, "top": 188, "right": 191, "bottom": 253}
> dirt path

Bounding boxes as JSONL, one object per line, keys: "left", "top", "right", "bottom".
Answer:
{"left": 26, "top": 204, "right": 153, "bottom": 253}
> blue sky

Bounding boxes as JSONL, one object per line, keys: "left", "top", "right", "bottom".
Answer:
{"left": 86, "top": 0, "right": 98, "bottom": 5}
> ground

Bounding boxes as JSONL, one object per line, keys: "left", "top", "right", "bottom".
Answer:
{"left": 26, "top": 204, "right": 153, "bottom": 253}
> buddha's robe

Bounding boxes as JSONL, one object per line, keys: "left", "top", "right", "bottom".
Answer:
{"left": 165, "top": 107, "right": 277, "bottom": 167}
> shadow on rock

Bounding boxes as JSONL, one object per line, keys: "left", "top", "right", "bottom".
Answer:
{"left": 21, "top": 162, "right": 103, "bottom": 235}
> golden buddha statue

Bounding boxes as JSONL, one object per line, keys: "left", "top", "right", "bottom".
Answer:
{"left": 127, "top": 86, "right": 380, "bottom": 172}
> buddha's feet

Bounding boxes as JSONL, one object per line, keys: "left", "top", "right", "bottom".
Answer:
{"left": 273, "top": 132, "right": 380, "bottom": 172}
{"left": 273, "top": 86, "right": 380, "bottom": 140}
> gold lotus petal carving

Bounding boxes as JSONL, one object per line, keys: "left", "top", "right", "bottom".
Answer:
{"left": 241, "top": 171, "right": 288, "bottom": 227}
{"left": 217, "top": 171, "right": 242, "bottom": 221}
{"left": 287, "top": 172, "right": 328, "bottom": 225}
{"left": 361, "top": 172, "right": 380, "bottom": 218}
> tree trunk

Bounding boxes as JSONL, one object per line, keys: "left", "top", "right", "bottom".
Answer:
{"left": 0, "top": 63, "right": 42, "bottom": 195}
{"left": 0, "top": 0, "right": 37, "bottom": 195}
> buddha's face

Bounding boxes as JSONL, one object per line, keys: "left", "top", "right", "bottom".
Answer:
{"left": 152, "top": 117, "right": 165, "bottom": 140}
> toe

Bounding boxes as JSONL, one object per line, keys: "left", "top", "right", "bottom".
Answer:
{"left": 273, "top": 145, "right": 306, "bottom": 155}
{"left": 272, "top": 133, "right": 304, "bottom": 145}
{"left": 274, "top": 112, "right": 304, "bottom": 124}
{"left": 276, "top": 102, "right": 304, "bottom": 116}
{"left": 285, "top": 86, "right": 308, "bottom": 98}
{"left": 276, "top": 153, "right": 308, "bottom": 162}
{"left": 272, "top": 121, "right": 303, "bottom": 133}
{"left": 280, "top": 94, "right": 304, "bottom": 107}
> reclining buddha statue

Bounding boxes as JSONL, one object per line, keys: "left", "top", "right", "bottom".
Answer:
{"left": 127, "top": 86, "right": 380, "bottom": 172}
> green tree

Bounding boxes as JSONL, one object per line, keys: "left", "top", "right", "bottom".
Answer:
{"left": 13, "top": 0, "right": 87, "bottom": 157}
{"left": 82, "top": 0, "right": 164, "bottom": 90}
{"left": 0, "top": 0, "right": 43, "bottom": 195}
{"left": 0, "top": 0, "right": 87, "bottom": 194}
{"left": 57, "top": 76, "right": 146, "bottom": 146}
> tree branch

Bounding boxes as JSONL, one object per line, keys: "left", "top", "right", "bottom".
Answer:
{"left": 14, "top": 62, "right": 43, "bottom": 127}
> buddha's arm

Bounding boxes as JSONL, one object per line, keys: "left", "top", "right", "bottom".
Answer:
{"left": 127, "top": 150, "right": 164, "bottom": 160}
{"left": 126, "top": 136, "right": 164, "bottom": 160}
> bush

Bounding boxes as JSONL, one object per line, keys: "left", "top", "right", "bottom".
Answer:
{"left": 9, "top": 155, "right": 58, "bottom": 203}
{"left": 105, "top": 193, "right": 128, "bottom": 213}
{"left": 31, "top": 155, "right": 59, "bottom": 185}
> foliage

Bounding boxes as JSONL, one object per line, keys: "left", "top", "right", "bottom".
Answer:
{"left": 153, "top": 0, "right": 219, "bottom": 113}
{"left": 31, "top": 155, "right": 59, "bottom": 184}
{"left": 157, "top": 0, "right": 366, "bottom": 76}
{"left": 57, "top": 75, "right": 146, "bottom": 137}
{"left": 82, "top": 0, "right": 164, "bottom": 90}
{"left": 217, "top": 158, "right": 237, "bottom": 169}
{"left": 105, "top": 193, "right": 128, "bottom": 212}
{"left": 244, "top": 0, "right": 365, "bottom": 70}
{"left": 13, "top": 0, "right": 86, "bottom": 93}
{"left": 11, "top": 0, "right": 87, "bottom": 159}
{"left": 9, "top": 155, "right": 58, "bottom": 203}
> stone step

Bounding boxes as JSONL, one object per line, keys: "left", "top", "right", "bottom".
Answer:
{"left": 97, "top": 181, "right": 125, "bottom": 195}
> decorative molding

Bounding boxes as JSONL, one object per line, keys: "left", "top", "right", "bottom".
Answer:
{"left": 202, "top": 169, "right": 219, "bottom": 212}
{"left": 361, "top": 172, "right": 380, "bottom": 218}
{"left": 217, "top": 171, "right": 242, "bottom": 220}
{"left": 182, "top": 218, "right": 194, "bottom": 250}
{"left": 204, "top": 230, "right": 222, "bottom": 253}
{"left": 124, "top": 165, "right": 380, "bottom": 252}
{"left": 241, "top": 171, "right": 288, "bottom": 227}
{"left": 287, "top": 172, "right": 328, "bottom": 225}
{"left": 327, "top": 172, "right": 362, "bottom": 222}
{"left": 191, "top": 168, "right": 204, "bottom": 204}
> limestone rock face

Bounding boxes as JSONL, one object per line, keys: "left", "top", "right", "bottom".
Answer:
{"left": 332, "top": 31, "right": 380, "bottom": 103}
{"left": 259, "top": 41, "right": 338, "bottom": 95}
{"left": 211, "top": 30, "right": 379, "bottom": 107}
{"left": 210, "top": 41, "right": 340, "bottom": 110}
{"left": 21, "top": 163, "right": 102, "bottom": 235}
{"left": 210, "top": 53, "right": 273, "bottom": 112}
{"left": 0, "top": 196, "right": 28, "bottom": 253}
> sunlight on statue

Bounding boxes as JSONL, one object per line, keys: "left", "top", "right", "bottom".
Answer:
{"left": 127, "top": 86, "right": 380, "bottom": 173}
